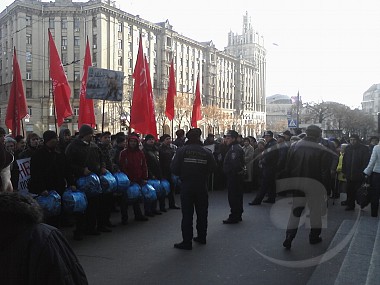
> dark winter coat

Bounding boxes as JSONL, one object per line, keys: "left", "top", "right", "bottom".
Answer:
{"left": 143, "top": 143, "right": 162, "bottom": 179}
{"left": 223, "top": 142, "right": 245, "bottom": 175}
{"left": 159, "top": 143, "right": 176, "bottom": 180}
{"left": 171, "top": 141, "right": 216, "bottom": 184}
{"left": 342, "top": 143, "right": 370, "bottom": 182}
{"left": 29, "top": 145, "right": 69, "bottom": 195}
{"left": 0, "top": 192, "right": 88, "bottom": 285}
{"left": 260, "top": 138, "right": 278, "bottom": 176}
{"left": 284, "top": 136, "right": 331, "bottom": 189}
{"left": 65, "top": 139, "right": 103, "bottom": 180}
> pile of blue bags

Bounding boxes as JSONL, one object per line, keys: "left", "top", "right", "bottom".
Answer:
{"left": 76, "top": 173, "right": 102, "bottom": 197}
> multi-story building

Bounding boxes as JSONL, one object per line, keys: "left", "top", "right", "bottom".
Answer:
{"left": 0, "top": 0, "right": 266, "bottom": 137}
{"left": 362, "top": 84, "right": 380, "bottom": 131}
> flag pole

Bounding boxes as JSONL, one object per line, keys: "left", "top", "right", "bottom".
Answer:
{"left": 21, "top": 120, "right": 25, "bottom": 137}
{"left": 296, "top": 90, "right": 300, "bottom": 129}
{"left": 48, "top": 29, "right": 58, "bottom": 133}
{"left": 101, "top": 99, "right": 105, "bottom": 133}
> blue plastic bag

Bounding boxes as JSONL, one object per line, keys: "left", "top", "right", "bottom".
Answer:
{"left": 99, "top": 170, "right": 117, "bottom": 193}
{"left": 141, "top": 183, "right": 157, "bottom": 201}
{"left": 160, "top": 179, "right": 171, "bottom": 196}
{"left": 126, "top": 183, "right": 143, "bottom": 200}
{"left": 113, "top": 172, "right": 131, "bottom": 193}
{"left": 76, "top": 173, "right": 102, "bottom": 197}
{"left": 36, "top": 190, "right": 61, "bottom": 216}
{"left": 147, "top": 179, "right": 165, "bottom": 198}
{"left": 62, "top": 189, "right": 88, "bottom": 213}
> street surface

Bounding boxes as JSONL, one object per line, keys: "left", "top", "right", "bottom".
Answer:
{"left": 67, "top": 190, "right": 363, "bottom": 285}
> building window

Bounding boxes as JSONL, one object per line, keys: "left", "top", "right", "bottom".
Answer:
{"left": 92, "top": 52, "right": 97, "bottom": 64}
{"left": 26, "top": 88, "right": 32, "bottom": 98}
{"left": 61, "top": 36, "right": 67, "bottom": 47}
{"left": 73, "top": 107, "right": 79, "bottom": 116}
{"left": 26, "top": 71, "right": 31, "bottom": 80}
{"left": 166, "top": 37, "right": 171, "bottom": 47}
{"left": 61, "top": 54, "right": 67, "bottom": 65}
{"left": 118, "top": 39, "right": 123, "bottom": 50}
{"left": 26, "top": 15, "right": 32, "bottom": 26}
{"left": 74, "top": 89, "right": 80, "bottom": 99}
{"left": 49, "top": 17, "right": 54, "bottom": 29}
{"left": 26, "top": 52, "right": 32, "bottom": 63}
{"left": 74, "top": 52, "right": 80, "bottom": 62}
{"left": 74, "top": 18, "right": 80, "bottom": 31}
{"left": 118, "top": 22, "right": 123, "bottom": 32}
{"left": 28, "top": 106, "right": 32, "bottom": 116}
{"left": 118, "top": 56, "right": 123, "bottom": 66}
{"left": 74, "top": 36, "right": 80, "bottom": 46}
{"left": 61, "top": 18, "right": 67, "bottom": 29}
{"left": 26, "top": 34, "right": 32, "bottom": 45}
{"left": 74, "top": 70, "right": 80, "bottom": 81}
{"left": 92, "top": 16, "right": 97, "bottom": 27}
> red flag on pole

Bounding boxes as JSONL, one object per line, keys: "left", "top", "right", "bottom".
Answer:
{"left": 78, "top": 37, "right": 95, "bottom": 129}
{"left": 130, "top": 35, "right": 157, "bottom": 136}
{"left": 5, "top": 47, "right": 28, "bottom": 137}
{"left": 48, "top": 30, "right": 72, "bottom": 127}
{"left": 191, "top": 75, "right": 202, "bottom": 128}
{"left": 165, "top": 60, "right": 176, "bottom": 120}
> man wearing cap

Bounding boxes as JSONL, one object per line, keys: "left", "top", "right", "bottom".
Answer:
{"left": 282, "top": 124, "right": 331, "bottom": 249}
{"left": 66, "top": 125, "right": 106, "bottom": 240}
{"left": 222, "top": 130, "right": 246, "bottom": 224}
{"left": 250, "top": 130, "right": 278, "bottom": 205}
{"left": 342, "top": 134, "right": 370, "bottom": 210}
{"left": 171, "top": 128, "right": 216, "bottom": 250}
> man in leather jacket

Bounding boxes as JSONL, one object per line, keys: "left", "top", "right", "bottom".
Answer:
{"left": 282, "top": 125, "right": 332, "bottom": 249}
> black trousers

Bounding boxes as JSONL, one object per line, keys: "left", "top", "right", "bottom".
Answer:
{"left": 120, "top": 197, "right": 143, "bottom": 222}
{"left": 227, "top": 174, "right": 244, "bottom": 220}
{"left": 253, "top": 170, "right": 276, "bottom": 203}
{"left": 74, "top": 195, "right": 100, "bottom": 234}
{"left": 370, "top": 172, "right": 380, "bottom": 216}
{"left": 346, "top": 180, "right": 362, "bottom": 208}
{"left": 180, "top": 183, "right": 208, "bottom": 243}
{"left": 97, "top": 192, "right": 113, "bottom": 227}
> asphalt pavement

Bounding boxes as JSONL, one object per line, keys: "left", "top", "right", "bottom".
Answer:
{"left": 66, "top": 190, "right": 368, "bottom": 285}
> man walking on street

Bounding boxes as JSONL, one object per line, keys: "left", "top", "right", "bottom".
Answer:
{"left": 171, "top": 128, "right": 216, "bottom": 250}
{"left": 282, "top": 125, "right": 332, "bottom": 249}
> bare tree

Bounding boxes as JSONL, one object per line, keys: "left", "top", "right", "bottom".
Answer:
{"left": 202, "top": 105, "right": 223, "bottom": 134}
{"left": 174, "top": 93, "right": 192, "bottom": 130}
{"left": 154, "top": 95, "right": 169, "bottom": 135}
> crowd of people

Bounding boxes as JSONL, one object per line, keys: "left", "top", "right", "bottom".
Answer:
{"left": 1, "top": 125, "right": 380, "bottom": 253}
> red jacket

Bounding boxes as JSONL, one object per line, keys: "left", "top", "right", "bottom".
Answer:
{"left": 119, "top": 146, "right": 148, "bottom": 184}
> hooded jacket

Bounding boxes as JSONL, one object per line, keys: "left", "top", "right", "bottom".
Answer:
{"left": 119, "top": 136, "right": 148, "bottom": 183}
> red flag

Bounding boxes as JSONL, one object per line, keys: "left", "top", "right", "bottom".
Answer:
{"left": 165, "top": 60, "right": 176, "bottom": 120}
{"left": 48, "top": 30, "right": 72, "bottom": 127}
{"left": 78, "top": 37, "right": 95, "bottom": 129}
{"left": 191, "top": 75, "right": 202, "bottom": 128}
{"left": 5, "top": 47, "right": 28, "bottom": 137}
{"left": 130, "top": 35, "right": 157, "bottom": 136}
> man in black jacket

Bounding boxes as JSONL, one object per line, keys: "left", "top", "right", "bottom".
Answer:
{"left": 342, "top": 134, "right": 370, "bottom": 210}
{"left": 282, "top": 125, "right": 332, "bottom": 249}
{"left": 222, "top": 130, "right": 246, "bottom": 224}
{"left": 29, "top": 131, "right": 72, "bottom": 227}
{"left": 65, "top": 125, "right": 106, "bottom": 240}
{"left": 0, "top": 192, "right": 88, "bottom": 284}
{"left": 171, "top": 128, "right": 216, "bottom": 250}
{"left": 250, "top": 130, "right": 278, "bottom": 205}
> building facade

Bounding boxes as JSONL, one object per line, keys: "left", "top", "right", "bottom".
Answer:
{"left": 0, "top": 0, "right": 266, "bottom": 137}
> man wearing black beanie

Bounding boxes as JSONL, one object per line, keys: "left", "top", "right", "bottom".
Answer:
{"left": 171, "top": 128, "right": 216, "bottom": 250}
